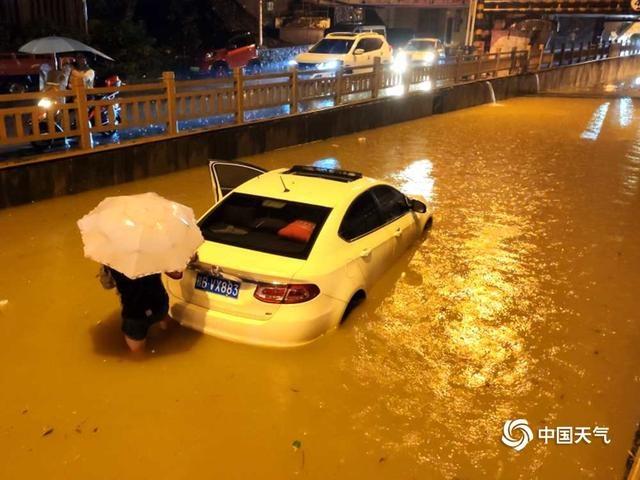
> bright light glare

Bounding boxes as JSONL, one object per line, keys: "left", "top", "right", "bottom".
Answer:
{"left": 416, "top": 79, "right": 433, "bottom": 92}
{"left": 287, "top": 59, "right": 297, "bottom": 67}
{"left": 37, "top": 98, "right": 53, "bottom": 109}
{"left": 392, "top": 52, "right": 408, "bottom": 73}
{"left": 634, "top": 76, "right": 640, "bottom": 86}
{"left": 424, "top": 51, "right": 436, "bottom": 65}
{"left": 318, "top": 60, "right": 339, "bottom": 70}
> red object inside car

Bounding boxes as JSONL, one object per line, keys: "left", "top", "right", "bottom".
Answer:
{"left": 277, "top": 220, "right": 316, "bottom": 243}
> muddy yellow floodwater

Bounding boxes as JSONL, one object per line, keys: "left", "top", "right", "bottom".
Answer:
{"left": 1, "top": 96, "right": 640, "bottom": 479}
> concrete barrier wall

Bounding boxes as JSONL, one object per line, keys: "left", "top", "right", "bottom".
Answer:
{"left": 1, "top": 54, "right": 639, "bottom": 209}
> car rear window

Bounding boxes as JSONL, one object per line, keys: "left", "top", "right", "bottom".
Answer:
{"left": 199, "top": 193, "right": 332, "bottom": 259}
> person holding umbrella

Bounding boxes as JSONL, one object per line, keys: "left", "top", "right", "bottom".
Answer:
{"left": 101, "top": 266, "right": 183, "bottom": 352}
{"left": 78, "top": 192, "right": 204, "bottom": 352}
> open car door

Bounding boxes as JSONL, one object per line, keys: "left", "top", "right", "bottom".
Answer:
{"left": 209, "top": 160, "right": 266, "bottom": 204}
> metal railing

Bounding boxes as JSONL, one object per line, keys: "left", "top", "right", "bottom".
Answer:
{"left": 0, "top": 42, "right": 638, "bottom": 158}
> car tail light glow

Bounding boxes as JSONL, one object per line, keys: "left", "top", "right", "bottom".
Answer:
{"left": 254, "top": 283, "right": 320, "bottom": 304}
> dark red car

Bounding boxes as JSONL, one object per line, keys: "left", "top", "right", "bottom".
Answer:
{"left": 0, "top": 52, "right": 56, "bottom": 93}
{"left": 197, "top": 32, "right": 259, "bottom": 76}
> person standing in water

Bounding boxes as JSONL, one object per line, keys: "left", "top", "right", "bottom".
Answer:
{"left": 104, "top": 267, "right": 182, "bottom": 352}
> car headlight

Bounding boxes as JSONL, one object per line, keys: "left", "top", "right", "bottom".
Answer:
{"left": 318, "top": 60, "right": 339, "bottom": 70}
{"left": 37, "top": 98, "right": 53, "bottom": 109}
{"left": 424, "top": 51, "right": 436, "bottom": 64}
{"left": 392, "top": 52, "right": 408, "bottom": 73}
{"left": 288, "top": 59, "right": 298, "bottom": 67}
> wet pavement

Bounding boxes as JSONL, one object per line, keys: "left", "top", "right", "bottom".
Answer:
{"left": 1, "top": 95, "right": 640, "bottom": 479}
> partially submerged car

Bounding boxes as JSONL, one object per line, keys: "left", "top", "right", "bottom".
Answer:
{"left": 164, "top": 161, "right": 433, "bottom": 347}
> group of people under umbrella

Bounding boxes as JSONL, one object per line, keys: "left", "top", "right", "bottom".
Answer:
{"left": 19, "top": 35, "right": 114, "bottom": 91}
{"left": 78, "top": 193, "right": 204, "bottom": 352}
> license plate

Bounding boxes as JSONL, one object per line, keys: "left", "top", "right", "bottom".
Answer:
{"left": 194, "top": 273, "right": 241, "bottom": 299}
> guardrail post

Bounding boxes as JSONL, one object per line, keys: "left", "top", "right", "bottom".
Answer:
{"left": 509, "top": 47, "right": 517, "bottom": 74}
{"left": 537, "top": 44, "right": 544, "bottom": 70}
{"left": 162, "top": 71, "right": 178, "bottom": 135}
{"left": 402, "top": 63, "right": 412, "bottom": 94}
{"left": 578, "top": 42, "right": 583, "bottom": 63}
{"left": 334, "top": 66, "right": 343, "bottom": 106}
{"left": 523, "top": 46, "right": 531, "bottom": 73}
{"left": 71, "top": 76, "right": 91, "bottom": 150}
{"left": 559, "top": 43, "right": 566, "bottom": 66}
{"left": 234, "top": 67, "right": 244, "bottom": 124}
{"left": 289, "top": 67, "right": 298, "bottom": 113}
{"left": 455, "top": 54, "right": 462, "bottom": 82}
{"left": 569, "top": 42, "right": 575, "bottom": 64}
{"left": 494, "top": 49, "right": 501, "bottom": 76}
{"left": 372, "top": 57, "right": 381, "bottom": 98}
{"left": 476, "top": 52, "right": 483, "bottom": 79}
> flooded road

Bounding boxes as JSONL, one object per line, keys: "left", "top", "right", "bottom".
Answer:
{"left": 1, "top": 96, "right": 640, "bottom": 479}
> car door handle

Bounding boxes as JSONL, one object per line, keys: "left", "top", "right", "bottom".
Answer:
{"left": 393, "top": 228, "right": 402, "bottom": 238}
{"left": 360, "top": 248, "right": 371, "bottom": 258}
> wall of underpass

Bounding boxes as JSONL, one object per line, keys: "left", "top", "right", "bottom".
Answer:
{"left": 2, "top": 54, "right": 640, "bottom": 209}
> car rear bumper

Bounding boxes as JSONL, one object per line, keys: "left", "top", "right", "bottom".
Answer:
{"left": 168, "top": 294, "right": 346, "bottom": 348}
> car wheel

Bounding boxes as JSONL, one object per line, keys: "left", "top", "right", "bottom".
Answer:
{"left": 341, "top": 290, "right": 366, "bottom": 324}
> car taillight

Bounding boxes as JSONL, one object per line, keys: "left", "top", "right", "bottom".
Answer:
{"left": 254, "top": 283, "right": 320, "bottom": 304}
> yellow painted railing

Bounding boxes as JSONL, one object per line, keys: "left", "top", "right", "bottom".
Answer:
{"left": 0, "top": 42, "right": 637, "bottom": 160}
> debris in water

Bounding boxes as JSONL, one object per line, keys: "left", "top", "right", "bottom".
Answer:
{"left": 290, "top": 387, "right": 300, "bottom": 393}
{"left": 42, "top": 427, "right": 54, "bottom": 437}
{"left": 379, "top": 457, "right": 386, "bottom": 463}
{"left": 92, "top": 427, "right": 98, "bottom": 433}
{"left": 0, "top": 299, "right": 8, "bottom": 310}
{"left": 21, "top": 409, "right": 28, "bottom": 415}
{"left": 292, "top": 440, "right": 302, "bottom": 450}
{"left": 358, "top": 137, "right": 366, "bottom": 143}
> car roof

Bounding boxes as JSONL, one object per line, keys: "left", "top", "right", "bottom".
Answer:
{"left": 325, "top": 32, "right": 385, "bottom": 40}
{"left": 411, "top": 37, "right": 440, "bottom": 42}
{"left": 232, "top": 168, "right": 380, "bottom": 208}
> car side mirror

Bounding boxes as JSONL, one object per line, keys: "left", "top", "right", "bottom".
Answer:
{"left": 410, "top": 199, "right": 427, "bottom": 213}
{"left": 354, "top": 48, "right": 365, "bottom": 55}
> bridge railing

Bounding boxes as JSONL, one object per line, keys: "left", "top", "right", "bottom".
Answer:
{"left": 1, "top": 42, "right": 638, "bottom": 159}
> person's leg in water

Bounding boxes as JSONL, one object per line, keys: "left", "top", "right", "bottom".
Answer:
{"left": 125, "top": 335, "right": 146, "bottom": 352}
{"left": 122, "top": 317, "right": 151, "bottom": 353}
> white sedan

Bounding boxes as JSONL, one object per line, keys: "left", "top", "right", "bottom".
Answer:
{"left": 164, "top": 161, "right": 433, "bottom": 347}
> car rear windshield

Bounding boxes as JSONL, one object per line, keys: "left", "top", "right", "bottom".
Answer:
{"left": 406, "top": 40, "right": 437, "bottom": 51}
{"left": 199, "top": 193, "right": 332, "bottom": 260}
{"left": 309, "top": 39, "right": 355, "bottom": 54}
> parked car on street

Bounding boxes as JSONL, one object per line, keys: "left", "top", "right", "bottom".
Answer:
{"left": 393, "top": 37, "right": 445, "bottom": 72}
{"left": 164, "top": 161, "right": 433, "bottom": 347}
{"left": 0, "top": 52, "right": 55, "bottom": 93}
{"left": 292, "top": 32, "right": 392, "bottom": 73}
{"left": 196, "top": 31, "right": 259, "bottom": 76}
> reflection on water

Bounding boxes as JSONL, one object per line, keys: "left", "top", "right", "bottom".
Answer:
{"left": 1, "top": 97, "right": 640, "bottom": 479}
{"left": 619, "top": 97, "right": 634, "bottom": 127}
{"left": 581, "top": 102, "right": 610, "bottom": 140}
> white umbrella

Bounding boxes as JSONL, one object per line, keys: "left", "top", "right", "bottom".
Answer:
{"left": 19, "top": 36, "right": 114, "bottom": 61}
{"left": 78, "top": 193, "right": 204, "bottom": 279}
